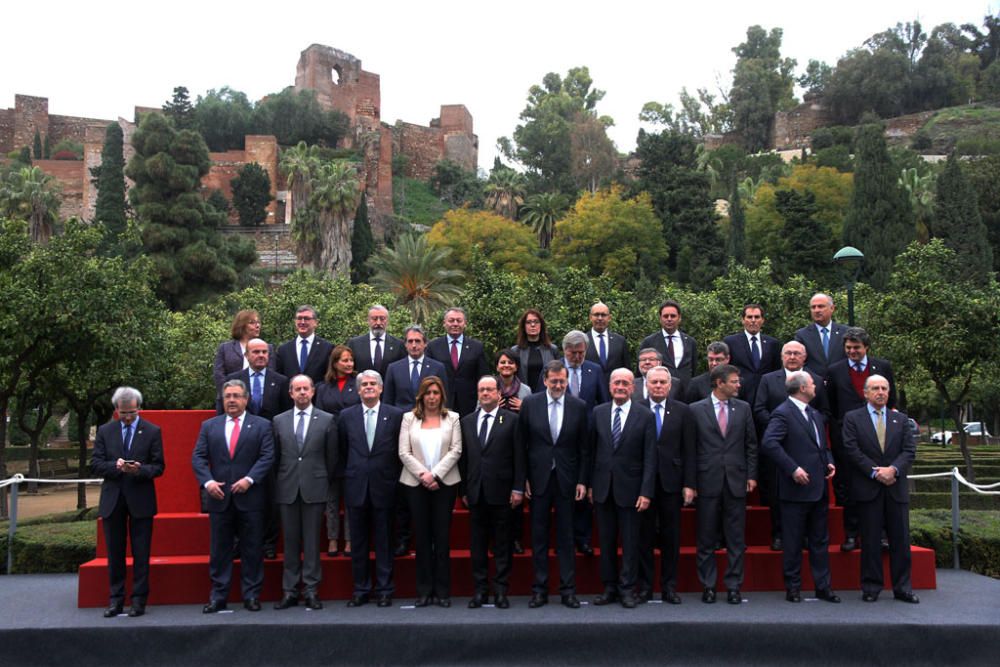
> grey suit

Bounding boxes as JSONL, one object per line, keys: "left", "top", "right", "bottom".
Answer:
{"left": 272, "top": 407, "right": 338, "bottom": 596}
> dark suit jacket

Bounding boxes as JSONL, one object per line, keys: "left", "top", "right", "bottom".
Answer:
{"left": 841, "top": 406, "right": 916, "bottom": 504}
{"left": 586, "top": 330, "right": 630, "bottom": 376}
{"left": 315, "top": 376, "right": 361, "bottom": 416}
{"left": 684, "top": 372, "right": 713, "bottom": 404}
{"left": 191, "top": 413, "right": 275, "bottom": 512}
{"left": 632, "top": 375, "right": 685, "bottom": 403}
{"left": 646, "top": 398, "right": 695, "bottom": 493}
{"left": 753, "top": 368, "right": 830, "bottom": 433}
{"left": 825, "top": 357, "right": 897, "bottom": 421}
{"left": 213, "top": 340, "right": 275, "bottom": 390}
{"left": 639, "top": 329, "right": 697, "bottom": 384}
{"left": 519, "top": 391, "right": 591, "bottom": 498}
{"left": 459, "top": 408, "right": 525, "bottom": 505}
{"left": 339, "top": 402, "right": 405, "bottom": 509}
{"left": 538, "top": 359, "right": 609, "bottom": 410}
{"left": 272, "top": 407, "right": 338, "bottom": 505}
{"left": 723, "top": 331, "right": 781, "bottom": 405}
{"left": 760, "top": 400, "right": 833, "bottom": 503}
{"left": 589, "top": 402, "right": 657, "bottom": 506}
{"left": 218, "top": 368, "right": 290, "bottom": 421}
{"left": 689, "top": 397, "right": 758, "bottom": 498}
{"left": 794, "top": 322, "right": 849, "bottom": 378}
{"left": 275, "top": 336, "right": 334, "bottom": 385}
{"left": 347, "top": 332, "right": 406, "bottom": 378}
{"left": 383, "top": 356, "right": 449, "bottom": 410}
{"left": 426, "top": 335, "right": 490, "bottom": 417}
{"left": 91, "top": 417, "right": 165, "bottom": 518}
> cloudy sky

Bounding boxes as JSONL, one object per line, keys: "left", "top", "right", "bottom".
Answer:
{"left": 2, "top": 1, "right": 994, "bottom": 170}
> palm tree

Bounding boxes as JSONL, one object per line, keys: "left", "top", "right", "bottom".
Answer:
{"left": 519, "top": 192, "right": 569, "bottom": 250}
{"left": 280, "top": 142, "right": 321, "bottom": 266}
{"left": 0, "top": 166, "right": 61, "bottom": 243}
{"left": 484, "top": 168, "right": 526, "bottom": 219}
{"left": 369, "top": 233, "right": 464, "bottom": 325}
{"left": 898, "top": 167, "right": 936, "bottom": 241}
{"left": 312, "top": 160, "right": 362, "bottom": 278}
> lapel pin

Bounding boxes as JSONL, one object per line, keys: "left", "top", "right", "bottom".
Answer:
{"left": 498, "top": 415, "right": 504, "bottom": 425}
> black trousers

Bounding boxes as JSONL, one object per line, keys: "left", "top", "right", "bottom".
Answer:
{"left": 638, "top": 490, "right": 683, "bottom": 593}
{"left": 102, "top": 496, "right": 153, "bottom": 605}
{"left": 406, "top": 483, "right": 456, "bottom": 598}
{"left": 530, "top": 470, "right": 576, "bottom": 595}
{"left": 209, "top": 505, "right": 264, "bottom": 601}
{"left": 595, "top": 498, "right": 641, "bottom": 595}
{"left": 779, "top": 497, "right": 831, "bottom": 591}
{"left": 695, "top": 485, "right": 746, "bottom": 591}
{"left": 830, "top": 432, "right": 859, "bottom": 538}
{"left": 857, "top": 493, "right": 912, "bottom": 595}
{"left": 347, "top": 493, "right": 395, "bottom": 596}
{"left": 759, "top": 456, "right": 783, "bottom": 539}
{"left": 469, "top": 498, "right": 513, "bottom": 596}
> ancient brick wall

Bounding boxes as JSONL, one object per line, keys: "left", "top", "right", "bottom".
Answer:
{"left": 34, "top": 159, "right": 84, "bottom": 221}
{"left": 294, "top": 44, "right": 381, "bottom": 133}
{"left": 0, "top": 108, "right": 15, "bottom": 154}
{"left": 394, "top": 121, "right": 443, "bottom": 181}
{"left": 13, "top": 95, "right": 48, "bottom": 153}
{"left": 773, "top": 97, "right": 833, "bottom": 150}
{"left": 204, "top": 136, "right": 280, "bottom": 226}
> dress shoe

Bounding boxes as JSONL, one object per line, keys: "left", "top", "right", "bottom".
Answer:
{"left": 593, "top": 590, "right": 619, "bottom": 605}
{"left": 662, "top": 590, "right": 682, "bottom": 605}
{"left": 274, "top": 594, "right": 299, "bottom": 610}
{"left": 127, "top": 603, "right": 146, "bottom": 617}
{"left": 576, "top": 543, "right": 594, "bottom": 556}
{"left": 785, "top": 589, "right": 802, "bottom": 603}
{"left": 342, "top": 548, "right": 352, "bottom": 557}
{"left": 437, "top": 597, "right": 451, "bottom": 608}
{"left": 727, "top": 589, "right": 742, "bottom": 605}
{"left": 771, "top": 537, "right": 783, "bottom": 551}
{"left": 512, "top": 539, "right": 525, "bottom": 554}
{"left": 304, "top": 595, "right": 323, "bottom": 610}
{"left": 701, "top": 587, "right": 716, "bottom": 604}
{"left": 840, "top": 536, "right": 858, "bottom": 552}
{"left": 636, "top": 589, "right": 652, "bottom": 603}
{"left": 394, "top": 543, "right": 410, "bottom": 557}
{"left": 528, "top": 593, "right": 548, "bottom": 608}
{"left": 103, "top": 603, "right": 124, "bottom": 618}
{"left": 202, "top": 600, "right": 227, "bottom": 613}
{"left": 862, "top": 591, "right": 879, "bottom": 602}
{"left": 264, "top": 549, "right": 277, "bottom": 560}
{"left": 815, "top": 589, "right": 841, "bottom": 603}
{"left": 346, "top": 594, "right": 369, "bottom": 607}
{"left": 468, "top": 595, "right": 485, "bottom": 609}
{"left": 561, "top": 594, "right": 581, "bottom": 609}
{"left": 620, "top": 594, "right": 638, "bottom": 609}
{"left": 414, "top": 596, "right": 432, "bottom": 608}
{"left": 893, "top": 591, "right": 920, "bottom": 604}
{"left": 243, "top": 598, "right": 261, "bottom": 612}
{"left": 326, "top": 548, "right": 339, "bottom": 557}
{"left": 376, "top": 595, "right": 392, "bottom": 607}
{"left": 495, "top": 594, "right": 510, "bottom": 609}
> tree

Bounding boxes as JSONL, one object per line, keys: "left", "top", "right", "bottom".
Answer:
{"left": 253, "top": 88, "right": 349, "bottom": 147}
{"left": 798, "top": 59, "right": 832, "bottom": 95}
{"left": 569, "top": 112, "right": 617, "bottom": 192}
{"left": 369, "top": 233, "right": 464, "bottom": 325}
{"left": 728, "top": 26, "right": 798, "bottom": 152}
{"left": 426, "top": 209, "right": 546, "bottom": 276}
{"left": 42, "top": 134, "right": 50, "bottom": 159}
{"left": 429, "top": 159, "right": 483, "bottom": 208}
{"left": 307, "top": 160, "right": 362, "bottom": 277}
{"left": 193, "top": 87, "right": 254, "bottom": 151}
{"left": 93, "top": 122, "right": 127, "bottom": 254}
{"left": 726, "top": 176, "right": 746, "bottom": 265}
{"left": 350, "top": 196, "right": 375, "bottom": 284}
{"left": 551, "top": 187, "right": 668, "bottom": 289}
{"left": 484, "top": 167, "right": 526, "bottom": 219}
{"left": 932, "top": 152, "right": 993, "bottom": 283}
{"left": 519, "top": 191, "right": 569, "bottom": 250}
{"left": 163, "top": 86, "right": 195, "bottom": 130}
{"left": 842, "top": 123, "right": 914, "bottom": 289}
{"left": 33, "top": 129, "right": 42, "bottom": 160}
{"left": 640, "top": 87, "right": 732, "bottom": 137}
{"left": 774, "top": 189, "right": 836, "bottom": 281}
{"left": 126, "top": 112, "right": 257, "bottom": 309}
{"left": 230, "top": 162, "right": 273, "bottom": 227}
{"left": 0, "top": 165, "right": 62, "bottom": 243}
{"left": 964, "top": 154, "right": 1000, "bottom": 271}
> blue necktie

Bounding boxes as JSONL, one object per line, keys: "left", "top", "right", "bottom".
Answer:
{"left": 750, "top": 336, "right": 760, "bottom": 370}
{"left": 654, "top": 404, "right": 662, "bottom": 439}
{"left": 479, "top": 413, "right": 491, "bottom": 449}
{"left": 299, "top": 338, "right": 309, "bottom": 373}
{"left": 410, "top": 360, "right": 421, "bottom": 395}
{"left": 612, "top": 407, "right": 623, "bottom": 449}
{"left": 821, "top": 327, "right": 829, "bottom": 359}
{"left": 122, "top": 424, "right": 132, "bottom": 455}
{"left": 251, "top": 372, "right": 263, "bottom": 413}
{"left": 598, "top": 333, "right": 607, "bottom": 368}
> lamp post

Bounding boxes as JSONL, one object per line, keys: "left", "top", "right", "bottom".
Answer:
{"left": 833, "top": 246, "right": 864, "bottom": 326}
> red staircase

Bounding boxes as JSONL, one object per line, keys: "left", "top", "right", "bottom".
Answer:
{"left": 77, "top": 410, "right": 937, "bottom": 606}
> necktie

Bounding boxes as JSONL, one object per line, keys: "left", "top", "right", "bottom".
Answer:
{"left": 410, "top": 360, "right": 421, "bottom": 395}
{"left": 598, "top": 333, "right": 607, "bottom": 368}
{"left": 549, "top": 400, "right": 560, "bottom": 443}
{"left": 750, "top": 336, "right": 760, "bottom": 370}
{"left": 373, "top": 336, "right": 383, "bottom": 370}
{"left": 612, "top": 406, "right": 623, "bottom": 449}
{"left": 479, "top": 413, "right": 491, "bottom": 448}
{"left": 854, "top": 362, "right": 863, "bottom": 373}
{"left": 296, "top": 411, "right": 306, "bottom": 450}
{"left": 806, "top": 408, "right": 820, "bottom": 447}
{"left": 876, "top": 409, "right": 885, "bottom": 452}
{"left": 122, "top": 423, "right": 133, "bottom": 456}
{"left": 821, "top": 327, "right": 830, "bottom": 359}
{"left": 251, "top": 372, "right": 263, "bottom": 413}
{"left": 299, "top": 338, "right": 309, "bottom": 373}
{"left": 365, "top": 408, "right": 376, "bottom": 450}
{"left": 654, "top": 404, "right": 662, "bottom": 439}
{"left": 665, "top": 334, "right": 675, "bottom": 367}
{"left": 229, "top": 416, "right": 240, "bottom": 458}
{"left": 717, "top": 400, "right": 728, "bottom": 436}
{"left": 571, "top": 367, "right": 581, "bottom": 396}
{"left": 450, "top": 338, "right": 460, "bottom": 369}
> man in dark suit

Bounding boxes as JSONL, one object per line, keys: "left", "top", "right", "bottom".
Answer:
{"left": 759, "top": 372, "right": 841, "bottom": 604}
{"left": 632, "top": 348, "right": 685, "bottom": 402}
{"left": 684, "top": 341, "right": 731, "bottom": 404}
{"left": 841, "top": 375, "right": 919, "bottom": 604}
{"left": 589, "top": 369, "right": 656, "bottom": 609}
{"left": 753, "top": 340, "right": 830, "bottom": 551}
{"left": 825, "top": 327, "right": 897, "bottom": 552}
{"left": 687, "top": 364, "right": 758, "bottom": 605}
{"left": 637, "top": 367, "right": 695, "bottom": 604}
{"left": 383, "top": 325, "right": 449, "bottom": 411}
{"left": 347, "top": 304, "right": 405, "bottom": 378}
{"left": 723, "top": 304, "right": 781, "bottom": 407}
{"left": 586, "top": 301, "right": 630, "bottom": 382}
{"left": 272, "top": 375, "right": 338, "bottom": 611}
{"left": 275, "top": 305, "right": 334, "bottom": 385}
{"left": 459, "top": 375, "right": 525, "bottom": 609}
{"left": 520, "top": 360, "right": 590, "bottom": 609}
{"left": 639, "top": 299, "right": 697, "bottom": 385}
{"left": 192, "top": 379, "right": 275, "bottom": 613}
{"left": 90, "top": 386, "right": 165, "bottom": 618}
{"left": 427, "top": 307, "right": 490, "bottom": 417}
{"left": 794, "top": 292, "right": 849, "bottom": 378}
{"left": 219, "top": 338, "right": 290, "bottom": 421}
{"left": 340, "top": 370, "right": 405, "bottom": 607}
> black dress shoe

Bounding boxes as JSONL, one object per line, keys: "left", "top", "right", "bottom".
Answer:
{"left": 274, "top": 594, "right": 299, "bottom": 610}
{"left": 127, "top": 603, "right": 146, "bottom": 617}
{"left": 815, "top": 589, "right": 841, "bottom": 603}
{"left": 346, "top": 594, "right": 369, "bottom": 607}
{"left": 528, "top": 593, "right": 548, "bottom": 608}
{"left": 468, "top": 595, "right": 485, "bottom": 609}
{"left": 893, "top": 591, "right": 920, "bottom": 604}
{"left": 414, "top": 596, "right": 432, "bottom": 608}
{"left": 576, "top": 543, "right": 594, "bottom": 556}
{"left": 304, "top": 595, "right": 323, "bottom": 610}
{"left": 376, "top": 595, "right": 392, "bottom": 607}
{"left": 702, "top": 587, "right": 716, "bottom": 603}
{"left": 771, "top": 537, "right": 783, "bottom": 551}
{"left": 840, "top": 536, "right": 858, "bottom": 552}
{"left": 243, "top": 598, "right": 261, "bottom": 612}
{"left": 662, "top": 590, "right": 682, "bottom": 605}
{"left": 786, "top": 589, "right": 802, "bottom": 603}
{"left": 103, "top": 603, "right": 124, "bottom": 618}
{"left": 620, "top": 594, "right": 638, "bottom": 609}
{"left": 727, "top": 589, "right": 741, "bottom": 605}
{"left": 636, "top": 589, "right": 652, "bottom": 603}
{"left": 394, "top": 543, "right": 410, "bottom": 557}
{"left": 495, "top": 594, "right": 510, "bottom": 609}
{"left": 326, "top": 549, "right": 339, "bottom": 558}
{"left": 202, "top": 600, "right": 227, "bottom": 613}
{"left": 264, "top": 549, "right": 277, "bottom": 560}
{"left": 593, "top": 590, "right": 619, "bottom": 605}
{"left": 862, "top": 591, "right": 879, "bottom": 602}
{"left": 561, "top": 594, "right": 581, "bottom": 609}
{"left": 437, "top": 597, "right": 451, "bottom": 608}
{"left": 512, "top": 539, "right": 525, "bottom": 554}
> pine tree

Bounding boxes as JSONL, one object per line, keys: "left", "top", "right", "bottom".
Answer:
{"left": 93, "top": 123, "right": 127, "bottom": 255}
{"left": 350, "top": 196, "right": 375, "bottom": 283}
{"left": 933, "top": 152, "right": 994, "bottom": 284}
{"left": 775, "top": 189, "right": 836, "bottom": 282}
{"left": 163, "top": 86, "right": 195, "bottom": 131}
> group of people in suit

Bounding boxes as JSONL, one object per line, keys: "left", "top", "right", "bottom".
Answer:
{"left": 90, "top": 292, "right": 919, "bottom": 617}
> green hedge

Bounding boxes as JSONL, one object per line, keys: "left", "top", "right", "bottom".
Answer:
{"left": 910, "top": 492, "right": 1000, "bottom": 510}
{"left": 0, "top": 509, "right": 98, "bottom": 574}
{"left": 911, "top": 510, "right": 1000, "bottom": 578}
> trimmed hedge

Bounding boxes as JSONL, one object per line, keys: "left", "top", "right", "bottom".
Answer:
{"left": 911, "top": 510, "right": 1000, "bottom": 578}
{"left": 0, "top": 509, "right": 98, "bottom": 574}
{"left": 910, "top": 492, "right": 1000, "bottom": 511}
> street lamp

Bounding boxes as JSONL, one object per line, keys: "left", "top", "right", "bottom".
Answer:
{"left": 833, "top": 246, "right": 864, "bottom": 326}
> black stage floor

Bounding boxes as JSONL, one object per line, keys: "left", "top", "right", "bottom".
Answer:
{"left": 2, "top": 570, "right": 998, "bottom": 666}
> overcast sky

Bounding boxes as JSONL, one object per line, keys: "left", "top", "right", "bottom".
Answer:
{"left": 2, "top": 1, "right": 994, "bottom": 171}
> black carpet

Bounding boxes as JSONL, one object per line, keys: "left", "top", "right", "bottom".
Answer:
{"left": 1, "top": 570, "right": 997, "bottom": 666}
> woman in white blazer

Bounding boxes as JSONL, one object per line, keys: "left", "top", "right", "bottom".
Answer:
{"left": 399, "top": 375, "right": 462, "bottom": 607}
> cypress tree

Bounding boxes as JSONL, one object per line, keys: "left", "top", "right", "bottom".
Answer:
{"left": 94, "top": 123, "right": 127, "bottom": 255}
{"left": 776, "top": 189, "right": 836, "bottom": 283}
{"left": 727, "top": 173, "right": 746, "bottom": 266}
{"left": 933, "top": 152, "right": 993, "bottom": 284}
{"left": 350, "top": 195, "right": 375, "bottom": 283}
{"left": 43, "top": 134, "right": 51, "bottom": 159}
{"left": 33, "top": 130, "right": 42, "bottom": 159}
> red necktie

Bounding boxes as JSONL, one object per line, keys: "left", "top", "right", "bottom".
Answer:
{"left": 450, "top": 338, "right": 460, "bottom": 369}
{"left": 229, "top": 416, "right": 240, "bottom": 458}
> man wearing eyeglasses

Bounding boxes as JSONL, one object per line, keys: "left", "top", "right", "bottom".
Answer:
{"left": 276, "top": 305, "right": 334, "bottom": 385}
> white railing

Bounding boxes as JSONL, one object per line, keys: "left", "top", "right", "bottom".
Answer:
{"left": 909, "top": 467, "right": 1000, "bottom": 568}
